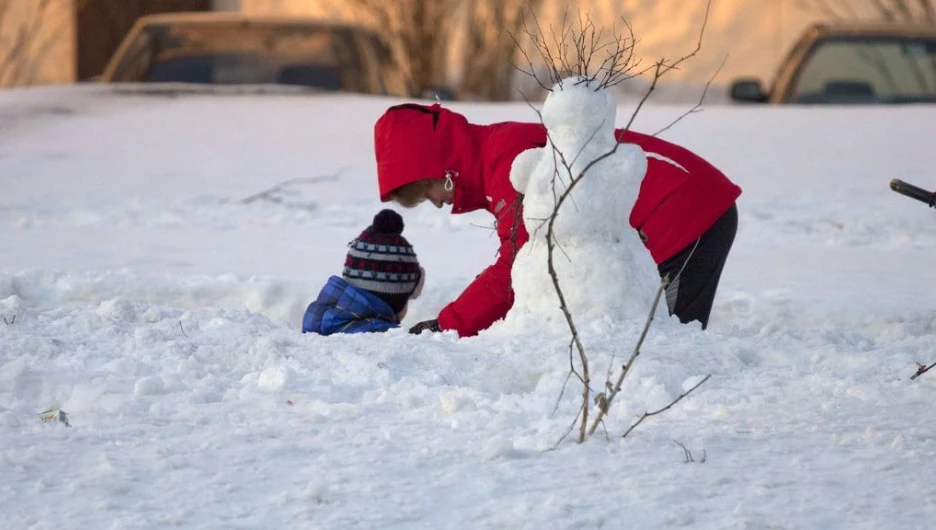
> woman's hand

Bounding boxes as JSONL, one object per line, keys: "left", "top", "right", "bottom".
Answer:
{"left": 409, "top": 319, "right": 440, "bottom": 334}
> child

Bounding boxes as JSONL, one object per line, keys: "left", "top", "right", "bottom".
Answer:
{"left": 302, "top": 209, "right": 424, "bottom": 335}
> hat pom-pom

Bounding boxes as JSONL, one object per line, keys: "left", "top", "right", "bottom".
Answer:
{"left": 372, "top": 209, "right": 404, "bottom": 235}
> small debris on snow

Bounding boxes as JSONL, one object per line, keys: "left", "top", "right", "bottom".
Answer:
{"left": 38, "top": 408, "right": 70, "bottom": 427}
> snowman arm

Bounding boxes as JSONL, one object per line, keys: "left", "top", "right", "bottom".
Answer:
{"left": 509, "top": 147, "right": 544, "bottom": 194}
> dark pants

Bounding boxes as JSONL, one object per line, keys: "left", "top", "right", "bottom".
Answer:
{"left": 657, "top": 204, "right": 738, "bottom": 330}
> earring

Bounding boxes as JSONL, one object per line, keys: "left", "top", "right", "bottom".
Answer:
{"left": 444, "top": 170, "right": 458, "bottom": 191}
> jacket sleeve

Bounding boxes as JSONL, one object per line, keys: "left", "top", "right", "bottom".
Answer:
{"left": 437, "top": 123, "right": 545, "bottom": 337}
{"left": 437, "top": 195, "right": 529, "bottom": 337}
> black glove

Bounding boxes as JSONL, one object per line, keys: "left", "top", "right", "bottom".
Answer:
{"left": 409, "top": 319, "right": 441, "bottom": 334}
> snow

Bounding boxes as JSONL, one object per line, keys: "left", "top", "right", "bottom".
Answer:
{"left": 1, "top": 83, "right": 936, "bottom": 529}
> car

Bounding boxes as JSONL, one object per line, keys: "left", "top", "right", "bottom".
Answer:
{"left": 99, "top": 12, "right": 411, "bottom": 97}
{"left": 730, "top": 22, "right": 936, "bottom": 104}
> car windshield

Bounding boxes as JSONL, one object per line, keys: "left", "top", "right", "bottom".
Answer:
{"left": 790, "top": 35, "right": 936, "bottom": 104}
{"left": 128, "top": 22, "right": 369, "bottom": 91}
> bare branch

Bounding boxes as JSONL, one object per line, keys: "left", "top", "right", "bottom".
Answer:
{"left": 513, "top": 4, "right": 713, "bottom": 444}
{"left": 587, "top": 280, "right": 666, "bottom": 435}
{"left": 512, "top": 4, "right": 564, "bottom": 94}
{"left": 893, "top": 0, "right": 915, "bottom": 20}
{"left": 869, "top": 0, "right": 900, "bottom": 21}
{"left": 801, "top": 0, "right": 936, "bottom": 22}
{"left": 653, "top": 53, "right": 728, "bottom": 137}
{"left": 550, "top": 370, "right": 574, "bottom": 417}
{"left": 921, "top": 0, "right": 936, "bottom": 23}
{"left": 910, "top": 360, "right": 936, "bottom": 380}
{"left": 0, "top": 0, "right": 60, "bottom": 87}
{"left": 805, "top": 0, "right": 855, "bottom": 19}
{"left": 241, "top": 174, "right": 341, "bottom": 205}
{"left": 544, "top": 205, "right": 589, "bottom": 443}
{"left": 537, "top": 114, "right": 649, "bottom": 444}
{"left": 674, "top": 440, "right": 695, "bottom": 463}
{"left": 624, "top": 0, "right": 712, "bottom": 132}
{"left": 588, "top": 239, "right": 701, "bottom": 434}
{"left": 462, "top": 0, "right": 546, "bottom": 99}
{"left": 341, "top": 0, "right": 461, "bottom": 95}
{"left": 510, "top": 26, "right": 550, "bottom": 94}
{"left": 549, "top": 398, "right": 586, "bottom": 450}
{"left": 620, "top": 374, "right": 711, "bottom": 439}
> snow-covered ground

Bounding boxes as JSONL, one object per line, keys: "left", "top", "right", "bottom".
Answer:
{"left": 1, "top": 84, "right": 935, "bottom": 529}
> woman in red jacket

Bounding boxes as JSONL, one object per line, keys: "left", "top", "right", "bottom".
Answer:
{"left": 374, "top": 103, "right": 741, "bottom": 337}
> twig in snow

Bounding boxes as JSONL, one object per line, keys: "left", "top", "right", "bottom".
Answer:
{"left": 588, "top": 279, "right": 665, "bottom": 435}
{"left": 3, "top": 315, "right": 15, "bottom": 325}
{"left": 910, "top": 360, "right": 936, "bottom": 381}
{"left": 673, "top": 440, "right": 707, "bottom": 464}
{"left": 588, "top": 241, "right": 698, "bottom": 435}
{"left": 549, "top": 399, "right": 587, "bottom": 451}
{"left": 38, "top": 408, "right": 70, "bottom": 427}
{"left": 621, "top": 374, "right": 711, "bottom": 439}
{"left": 179, "top": 320, "right": 188, "bottom": 338}
{"left": 241, "top": 173, "right": 342, "bottom": 205}
{"left": 550, "top": 370, "right": 574, "bottom": 418}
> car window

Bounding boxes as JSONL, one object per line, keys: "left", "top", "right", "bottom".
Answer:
{"left": 145, "top": 53, "right": 351, "bottom": 89}
{"left": 109, "top": 30, "right": 155, "bottom": 82}
{"left": 131, "top": 23, "right": 369, "bottom": 91}
{"left": 790, "top": 36, "right": 936, "bottom": 104}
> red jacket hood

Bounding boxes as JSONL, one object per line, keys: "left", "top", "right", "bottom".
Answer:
{"left": 374, "top": 103, "right": 488, "bottom": 213}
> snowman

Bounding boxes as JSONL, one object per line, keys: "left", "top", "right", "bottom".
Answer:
{"left": 504, "top": 76, "right": 660, "bottom": 332}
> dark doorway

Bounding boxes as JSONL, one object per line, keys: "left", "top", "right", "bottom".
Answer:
{"left": 77, "top": 0, "right": 210, "bottom": 80}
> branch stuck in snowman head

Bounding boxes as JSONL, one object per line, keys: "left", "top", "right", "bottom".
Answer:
{"left": 517, "top": 10, "right": 639, "bottom": 95}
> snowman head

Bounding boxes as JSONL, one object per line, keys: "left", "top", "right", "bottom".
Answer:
{"left": 541, "top": 76, "right": 617, "bottom": 142}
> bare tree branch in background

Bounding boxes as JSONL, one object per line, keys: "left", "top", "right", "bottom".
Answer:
{"left": 0, "top": 0, "right": 56, "bottom": 87}
{"left": 338, "top": 0, "right": 460, "bottom": 97}
{"left": 0, "top": 0, "right": 20, "bottom": 82}
{"left": 336, "top": 0, "right": 551, "bottom": 100}
{"left": 0, "top": 0, "right": 97, "bottom": 86}
{"left": 922, "top": 0, "right": 936, "bottom": 22}
{"left": 460, "top": 0, "right": 545, "bottom": 100}
{"left": 796, "top": 0, "right": 936, "bottom": 24}
{"left": 795, "top": 0, "right": 859, "bottom": 19}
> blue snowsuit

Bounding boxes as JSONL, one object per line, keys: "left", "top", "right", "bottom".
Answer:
{"left": 302, "top": 276, "right": 400, "bottom": 335}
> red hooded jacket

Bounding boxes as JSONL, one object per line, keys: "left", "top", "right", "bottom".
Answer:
{"left": 374, "top": 104, "right": 741, "bottom": 337}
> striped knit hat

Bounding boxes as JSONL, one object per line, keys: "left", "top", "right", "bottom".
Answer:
{"left": 343, "top": 209, "right": 420, "bottom": 314}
